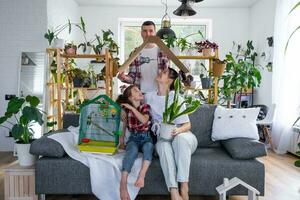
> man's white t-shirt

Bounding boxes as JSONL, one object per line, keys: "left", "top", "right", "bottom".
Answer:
{"left": 145, "top": 91, "right": 190, "bottom": 125}
{"left": 139, "top": 46, "right": 159, "bottom": 93}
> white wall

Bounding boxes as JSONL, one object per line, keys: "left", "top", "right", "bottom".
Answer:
{"left": 250, "top": 0, "right": 277, "bottom": 107}
{"left": 0, "top": 0, "right": 47, "bottom": 151}
{"left": 47, "top": 0, "right": 81, "bottom": 43}
{"left": 79, "top": 6, "right": 251, "bottom": 60}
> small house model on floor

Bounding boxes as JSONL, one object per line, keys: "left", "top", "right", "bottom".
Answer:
{"left": 78, "top": 95, "right": 121, "bottom": 155}
{"left": 216, "top": 177, "right": 260, "bottom": 200}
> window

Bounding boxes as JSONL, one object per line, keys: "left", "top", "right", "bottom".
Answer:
{"left": 118, "top": 18, "right": 212, "bottom": 77}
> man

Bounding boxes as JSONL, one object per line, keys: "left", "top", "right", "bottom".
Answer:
{"left": 118, "top": 21, "right": 169, "bottom": 93}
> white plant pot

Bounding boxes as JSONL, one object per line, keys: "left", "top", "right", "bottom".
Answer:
{"left": 78, "top": 46, "right": 92, "bottom": 54}
{"left": 52, "top": 38, "right": 64, "bottom": 49}
{"left": 15, "top": 143, "right": 37, "bottom": 166}
{"left": 159, "top": 123, "right": 176, "bottom": 141}
{"left": 97, "top": 80, "right": 105, "bottom": 88}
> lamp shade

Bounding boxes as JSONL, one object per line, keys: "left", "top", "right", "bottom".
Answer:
{"left": 173, "top": 1, "right": 196, "bottom": 16}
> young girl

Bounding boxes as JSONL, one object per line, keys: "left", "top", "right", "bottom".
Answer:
{"left": 116, "top": 85, "right": 153, "bottom": 200}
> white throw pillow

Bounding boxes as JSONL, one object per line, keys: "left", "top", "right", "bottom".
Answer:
{"left": 211, "top": 106, "right": 260, "bottom": 141}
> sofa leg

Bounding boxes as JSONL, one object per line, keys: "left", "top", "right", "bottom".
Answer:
{"left": 39, "top": 194, "right": 46, "bottom": 200}
{"left": 226, "top": 195, "right": 230, "bottom": 200}
{"left": 71, "top": 194, "right": 80, "bottom": 200}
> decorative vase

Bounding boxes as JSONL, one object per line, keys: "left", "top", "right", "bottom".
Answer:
{"left": 159, "top": 123, "right": 175, "bottom": 141}
{"left": 15, "top": 143, "right": 37, "bottom": 166}
{"left": 213, "top": 62, "right": 225, "bottom": 77}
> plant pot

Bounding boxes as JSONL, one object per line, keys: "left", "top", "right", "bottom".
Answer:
{"left": 15, "top": 143, "right": 37, "bottom": 166}
{"left": 202, "top": 48, "right": 214, "bottom": 57}
{"left": 78, "top": 46, "right": 92, "bottom": 54}
{"left": 73, "top": 77, "right": 83, "bottom": 87}
{"left": 52, "top": 38, "right": 64, "bottom": 49}
{"left": 64, "top": 45, "right": 77, "bottom": 55}
{"left": 159, "top": 123, "right": 176, "bottom": 141}
{"left": 213, "top": 62, "right": 225, "bottom": 77}
{"left": 97, "top": 80, "right": 105, "bottom": 88}
{"left": 201, "top": 78, "right": 211, "bottom": 89}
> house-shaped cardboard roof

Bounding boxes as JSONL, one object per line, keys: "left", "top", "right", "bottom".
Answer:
{"left": 216, "top": 177, "right": 260, "bottom": 200}
{"left": 118, "top": 36, "right": 189, "bottom": 73}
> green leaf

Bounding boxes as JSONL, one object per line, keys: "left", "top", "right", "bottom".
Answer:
{"left": 19, "top": 115, "right": 29, "bottom": 125}
{"left": 295, "top": 160, "right": 300, "bottom": 167}
{"left": 25, "top": 95, "right": 40, "bottom": 107}
{"left": 11, "top": 124, "right": 24, "bottom": 140}
{"left": 285, "top": 25, "right": 300, "bottom": 53}
{"left": 0, "top": 116, "right": 8, "bottom": 125}
{"left": 289, "top": 1, "right": 300, "bottom": 15}
{"left": 80, "top": 16, "right": 86, "bottom": 33}
{"left": 7, "top": 97, "right": 25, "bottom": 114}
{"left": 68, "top": 19, "right": 72, "bottom": 34}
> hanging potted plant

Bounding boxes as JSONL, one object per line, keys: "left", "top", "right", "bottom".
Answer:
{"left": 195, "top": 40, "right": 218, "bottom": 57}
{"left": 212, "top": 59, "right": 226, "bottom": 77}
{"left": 0, "top": 96, "right": 44, "bottom": 166}
{"left": 160, "top": 78, "right": 200, "bottom": 140}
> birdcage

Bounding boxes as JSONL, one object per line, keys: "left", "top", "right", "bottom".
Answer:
{"left": 78, "top": 95, "right": 121, "bottom": 154}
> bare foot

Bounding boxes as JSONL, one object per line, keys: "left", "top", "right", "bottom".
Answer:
{"left": 180, "top": 184, "right": 189, "bottom": 200}
{"left": 120, "top": 183, "right": 131, "bottom": 200}
{"left": 170, "top": 188, "right": 183, "bottom": 200}
{"left": 134, "top": 174, "right": 145, "bottom": 188}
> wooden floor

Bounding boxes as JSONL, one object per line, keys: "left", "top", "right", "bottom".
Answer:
{"left": 0, "top": 150, "right": 299, "bottom": 200}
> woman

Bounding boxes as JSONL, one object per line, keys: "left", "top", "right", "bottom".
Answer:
{"left": 145, "top": 67, "right": 198, "bottom": 200}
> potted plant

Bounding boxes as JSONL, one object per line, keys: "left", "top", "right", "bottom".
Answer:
{"left": 0, "top": 95, "right": 44, "bottom": 166}
{"left": 68, "top": 68, "right": 90, "bottom": 87}
{"left": 160, "top": 78, "right": 201, "bottom": 140}
{"left": 64, "top": 42, "right": 77, "bottom": 55}
{"left": 76, "top": 17, "right": 95, "bottom": 54}
{"left": 195, "top": 40, "right": 218, "bottom": 56}
{"left": 199, "top": 63, "right": 211, "bottom": 89}
{"left": 44, "top": 19, "right": 72, "bottom": 48}
{"left": 213, "top": 59, "right": 226, "bottom": 77}
{"left": 219, "top": 40, "right": 262, "bottom": 107}
{"left": 178, "top": 30, "right": 205, "bottom": 55}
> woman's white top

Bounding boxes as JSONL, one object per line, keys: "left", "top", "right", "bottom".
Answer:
{"left": 145, "top": 91, "right": 190, "bottom": 125}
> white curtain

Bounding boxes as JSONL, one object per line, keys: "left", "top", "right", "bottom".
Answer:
{"left": 272, "top": 0, "right": 300, "bottom": 153}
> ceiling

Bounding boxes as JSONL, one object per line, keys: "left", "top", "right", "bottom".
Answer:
{"left": 74, "top": 0, "right": 260, "bottom": 8}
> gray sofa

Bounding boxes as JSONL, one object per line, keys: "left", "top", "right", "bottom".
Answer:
{"left": 31, "top": 105, "right": 266, "bottom": 197}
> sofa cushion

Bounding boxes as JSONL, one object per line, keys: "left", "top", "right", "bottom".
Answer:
{"left": 63, "top": 113, "right": 80, "bottom": 129}
{"left": 30, "top": 130, "right": 67, "bottom": 158}
{"left": 212, "top": 106, "right": 260, "bottom": 141}
{"left": 189, "top": 105, "right": 220, "bottom": 147}
{"left": 221, "top": 138, "right": 267, "bottom": 159}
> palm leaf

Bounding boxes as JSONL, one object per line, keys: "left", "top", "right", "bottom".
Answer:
{"left": 285, "top": 25, "right": 300, "bottom": 53}
{"left": 289, "top": 1, "right": 300, "bottom": 15}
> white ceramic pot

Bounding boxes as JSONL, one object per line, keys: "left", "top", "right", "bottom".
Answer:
{"left": 15, "top": 143, "right": 37, "bottom": 166}
{"left": 159, "top": 123, "right": 175, "bottom": 141}
{"left": 78, "top": 46, "right": 92, "bottom": 54}
{"left": 52, "top": 38, "right": 64, "bottom": 49}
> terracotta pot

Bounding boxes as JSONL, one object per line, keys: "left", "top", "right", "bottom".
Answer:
{"left": 64, "top": 45, "right": 77, "bottom": 55}
{"left": 213, "top": 62, "right": 225, "bottom": 77}
{"left": 202, "top": 48, "right": 214, "bottom": 57}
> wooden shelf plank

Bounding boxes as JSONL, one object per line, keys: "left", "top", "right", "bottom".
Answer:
{"left": 176, "top": 55, "right": 217, "bottom": 60}
{"left": 61, "top": 54, "right": 105, "bottom": 59}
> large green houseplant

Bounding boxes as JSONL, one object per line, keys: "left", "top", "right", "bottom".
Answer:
{"left": 160, "top": 78, "right": 200, "bottom": 140}
{"left": 220, "top": 41, "right": 262, "bottom": 107}
{"left": 0, "top": 95, "right": 44, "bottom": 166}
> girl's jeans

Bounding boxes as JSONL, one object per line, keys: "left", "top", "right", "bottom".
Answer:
{"left": 122, "top": 131, "right": 153, "bottom": 173}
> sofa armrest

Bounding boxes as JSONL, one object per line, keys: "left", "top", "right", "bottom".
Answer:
{"left": 221, "top": 138, "right": 267, "bottom": 160}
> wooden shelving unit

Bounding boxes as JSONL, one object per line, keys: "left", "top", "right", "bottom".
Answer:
{"left": 46, "top": 48, "right": 114, "bottom": 129}
{"left": 177, "top": 49, "right": 220, "bottom": 104}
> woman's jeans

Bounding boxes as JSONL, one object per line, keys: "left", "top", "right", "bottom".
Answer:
{"left": 122, "top": 131, "right": 154, "bottom": 173}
